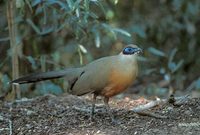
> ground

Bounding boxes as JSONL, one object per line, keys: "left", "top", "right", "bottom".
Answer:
{"left": 0, "top": 94, "right": 200, "bottom": 135}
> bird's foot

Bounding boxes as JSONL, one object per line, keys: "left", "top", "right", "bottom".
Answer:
{"left": 89, "top": 112, "right": 95, "bottom": 121}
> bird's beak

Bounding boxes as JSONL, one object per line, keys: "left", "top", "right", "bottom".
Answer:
{"left": 135, "top": 48, "right": 143, "bottom": 54}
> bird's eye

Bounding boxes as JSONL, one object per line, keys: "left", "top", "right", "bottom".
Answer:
{"left": 123, "top": 47, "right": 134, "bottom": 55}
{"left": 122, "top": 46, "right": 142, "bottom": 55}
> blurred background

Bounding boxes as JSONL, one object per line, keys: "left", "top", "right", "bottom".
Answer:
{"left": 0, "top": 0, "right": 200, "bottom": 100}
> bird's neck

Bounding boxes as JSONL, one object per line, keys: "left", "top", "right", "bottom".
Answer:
{"left": 118, "top": 54, "right": 138, "bottom": 65}
{"left": 117, "top": 54, "right": 139, "bottom": 77}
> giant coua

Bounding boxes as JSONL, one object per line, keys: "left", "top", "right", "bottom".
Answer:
{"left": 11, "top": 44, "right": 142, "bottom": 121}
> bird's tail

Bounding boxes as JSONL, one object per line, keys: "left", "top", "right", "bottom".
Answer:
{"left": 10, "top": 68, "right": 78, "bottom": 85}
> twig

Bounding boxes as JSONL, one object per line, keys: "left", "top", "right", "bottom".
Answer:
{"left": 9, "top": 119, "right": 12, "bottom": 135}
{"left": 14, "top": 97, "right": 35, "bottom": 103}
{"left": 132, "top": 98, "right": 168, "bottom": 119}
{"left": 132, "top": 95, "right": 190, "bottom": 119}
{"left": 132, "top": 98, "right": 167, "bottom": 113}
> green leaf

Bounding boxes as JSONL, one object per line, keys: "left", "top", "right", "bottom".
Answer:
{"left": 66, "top": 0, "right": 74, "bottom": 10}
{"left": 169, "top": 48, "right": 177, "bottom": 64}
{"left": 55, "top": 23, "right": 66, "bottom": 32}
{"left": 25, "top": 0, "right": 33, "bottom": 12}
{"left": 46, "top": 0, "right": 67, "bottom": 10}
{"left": 132, "top": 25, "right": 146, "bottom": 38}
{"left": 51, "top": 52, "right": 61, "bottom": 63}
{"left": 136, "top": 56, "right": 148, "bottom": 62}
{"left": 195, "top": 78, "right": 200, "bottom": 89}
{"left": 42, "top": 4, "right": 47, "bottom": 24}
{"left": 172, "top": 0, "right": 183, "bottom": 10}
{"left": 168, "top": 62, "right": 176, "bottom": 72}
{"left": 41, "top": 27, "right": 54, "bottom": 35}
{"left": 89, "top": 12, "right": 98, "bottom": 19}
{"left": 144, "top": 68, "right": 157, "bottom": 75}
{"left": 171, "top": 60, "right": 184, "bottom": 73}
{"left": 26, "top": 19, "right": 41, "bottom": 34}
{"left": 1, "top": 74, "right": 10, "bottom": 91}
{"left": 113, "top": 28, "right": 131, "bottom": 37}
{"left": 84, "top": 0, "right": 89, "bottom": 10}
{"left": 40, "top": 55, "right": 46, "bottom": 71}
{"left": 186, "top": 21, "right": 195, "bottom": 35}
{"left": 92, "top": 0, "right": 106, "bottom": 15}
{"left": 160, "top": 68, "right": 166, "bottom": 74}
{"left": 83, "top": 12, "right": 89, "bottom": 23}
{"left": 114, "top": 0, "right": 118, "bottom": 4}
{"left": 16, "top": 0, "right": 25, "bottom": 8}
{"left": 187, "top": 2, "right": 198, "bottom": 16}
{"left": 75, "top": 8, "right": 80, "bottom": 18}
{"left": 78, "top": 44, "right": 87, "bottom": 54}
{"left": 32, "top": 0, "right": 42, "bottom": 7}
{"left": 106, "top": 10, "right": 114, "bottom": 19}
{"left": 102, "top": 23, "right": 117, "bottom": 39}
{"left": 35, "top": 6, "right": 43, "bottom": 15}
{"left": 27, "top": 19, "right": 54, "bottom": 35}
{"left": 73, "top": 0, "right": 81, "bottom": 11}
{"left": 27, "top": 56, "right": 37, "bottom": 70}
{"left": 148, "top": 47, "right": 166, "bottom": 57}
{"left": 95, "top": 31, "right": 100, "bottom": 48}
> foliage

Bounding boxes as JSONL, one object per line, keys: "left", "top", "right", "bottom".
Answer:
{"left": 0, "top": 0, "right": 200, "bottom": 97}
{"left": 114, "top": 0, "right": 200, "bottom": 95}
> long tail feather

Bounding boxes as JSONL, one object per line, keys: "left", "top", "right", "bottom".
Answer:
{"left": 10, "top": 69, "right": 74, "bottom": 84}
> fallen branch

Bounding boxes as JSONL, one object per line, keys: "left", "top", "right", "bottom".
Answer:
{"left": 132, "top": 98, "right": 166, "bottom": 113}
{"left": 132, "top": 95, "right": 190, "bottom": 119}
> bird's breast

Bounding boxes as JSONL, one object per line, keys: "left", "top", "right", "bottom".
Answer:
{"left": 100, "top": 64, "right": 137, "bottom": 97}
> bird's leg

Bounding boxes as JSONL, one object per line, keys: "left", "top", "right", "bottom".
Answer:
{"left": 90, "top": 93, "right": 97, "bottom": 120}
{"left": 103, "top": 97, "right": 118, "bottom": 123}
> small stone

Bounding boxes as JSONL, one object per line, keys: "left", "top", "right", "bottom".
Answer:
{"left": 26, "top": 110, "right": 35, "bottom": 115}
{"left": 184, "top": 110, "right": 192, "bottom": 116}
{"left": 167, "top": 107, "right": 173, "bottom": 112}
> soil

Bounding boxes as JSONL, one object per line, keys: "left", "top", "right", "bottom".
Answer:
{"left": 0, "top": 94, "right": 200, "bottom": 135}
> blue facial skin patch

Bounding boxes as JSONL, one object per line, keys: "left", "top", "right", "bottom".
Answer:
{"left": 123, "top": 47, "right": 141, "bottom": 55}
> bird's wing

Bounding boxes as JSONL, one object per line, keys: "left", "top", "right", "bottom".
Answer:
{"left": 70, "top": 56, "right": 116, "bottom": 96}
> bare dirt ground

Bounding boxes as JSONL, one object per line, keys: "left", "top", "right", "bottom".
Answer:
{"left": 0, "top": 94, "right": 200, "bottom": 135}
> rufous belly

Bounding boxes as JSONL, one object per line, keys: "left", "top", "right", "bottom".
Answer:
{"left": 101, "top": 69, "right": 135, "bottom": 97}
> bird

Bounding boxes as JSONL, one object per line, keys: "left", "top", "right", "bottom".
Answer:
{"left": 10, "top": 44, "right": 142, "bottom": 122}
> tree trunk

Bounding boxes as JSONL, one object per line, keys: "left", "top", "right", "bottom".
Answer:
{"left": 7, "top": 0, "right": 21, "bottom": 100}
